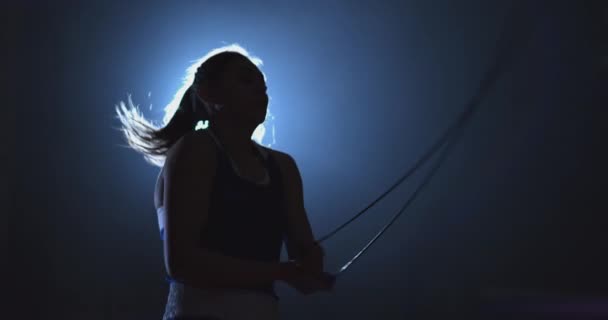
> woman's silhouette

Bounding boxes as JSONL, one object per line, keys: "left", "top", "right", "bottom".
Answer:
{"left": 116, "top": 44, "right": 334, "bottom": 320}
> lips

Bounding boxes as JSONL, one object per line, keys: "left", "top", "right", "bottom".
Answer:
{"left": 253, "top": 94, "right": 268, "bottom": 108}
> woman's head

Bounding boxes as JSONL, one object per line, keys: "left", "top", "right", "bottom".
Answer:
{"left": 192, "top": 51, "right": 268, "bottom": 131}
{"left": 115, "top": 43, "right": 268, "bottom": 167}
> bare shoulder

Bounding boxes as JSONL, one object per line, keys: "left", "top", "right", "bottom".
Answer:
{"left": 164, "top": 130, "right": 216, "bottom": 171}
{"left": 157, "top": 130, "right": 216, "bottom": 208}
{"left": 261, "top": 146, "right": 291, "bottom": 164}
{"left": 262, "top": 146, "right": 300, "bottom": 177}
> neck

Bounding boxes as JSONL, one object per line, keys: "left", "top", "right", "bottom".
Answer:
{"left": 209, "top": 121, "right": 256, "bottom": 157}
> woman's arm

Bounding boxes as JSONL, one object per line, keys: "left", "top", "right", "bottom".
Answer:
{"left": 154, "top": 168, "right": 164, "bottom": 210}
{"left": 275, "top": 151, "right": 325, "bottom": 273}
{"left": 163, "top": 131, "right": 284, "bottom": 289}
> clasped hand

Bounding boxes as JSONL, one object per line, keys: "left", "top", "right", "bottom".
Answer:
{"left": 281, "top": 243, "right": 335, "bottom": 295}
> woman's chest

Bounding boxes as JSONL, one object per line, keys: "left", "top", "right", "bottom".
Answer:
{"left": 226, "top": 153, "right": 270, "bottom": 185}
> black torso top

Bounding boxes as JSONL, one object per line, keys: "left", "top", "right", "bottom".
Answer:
{"left": 165, "top": 130, "right": 288, "bottom": 301}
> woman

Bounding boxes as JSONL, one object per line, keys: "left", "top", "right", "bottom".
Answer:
{"left": 116, "top": 44, "right": 335, "bottom": 320}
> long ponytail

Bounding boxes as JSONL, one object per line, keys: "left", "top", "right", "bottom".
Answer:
{"left": 115, "top": 43, "right": 262, "bottom": 167}
{"left": 115, "top": 86, "right": 207, "bottom": 167}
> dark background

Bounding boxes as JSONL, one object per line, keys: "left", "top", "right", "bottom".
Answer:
{"left": 5, "top": 0, "right": 607, "bottom": 319}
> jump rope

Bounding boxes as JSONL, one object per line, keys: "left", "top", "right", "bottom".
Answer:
{"left": 179, "top": 1, "right": 540, "bottom": 288}
{"left": 318, "top": 1, "right": 540, "bottom": 283}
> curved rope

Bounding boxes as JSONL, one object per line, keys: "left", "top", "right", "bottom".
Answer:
{"left": 336, "top": 120, "right": 462, "bottom": 277}
{"left": 320, "top": 0, "right": 538, "bottom": 277}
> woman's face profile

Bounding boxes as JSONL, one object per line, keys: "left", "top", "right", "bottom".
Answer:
{"left": 217, "top": 58, "right": 269, "bottom": 125}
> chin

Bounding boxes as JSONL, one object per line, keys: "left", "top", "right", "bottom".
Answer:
{"left": 241, "top": 114, "right": 265, "bottom": 128}
{"left": 254, "top": 109, "right": 267, "bottom": 122}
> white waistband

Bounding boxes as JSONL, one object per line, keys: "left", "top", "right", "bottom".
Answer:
{"left": 163, "top": 281, "right": 279, "bottom": 320}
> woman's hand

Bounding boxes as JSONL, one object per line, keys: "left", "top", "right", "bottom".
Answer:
{"left": 278, "top": 261, "right": 335, "bottom": 295}
{"left": 296, "top": 242, "right": 325, "bottom": 274}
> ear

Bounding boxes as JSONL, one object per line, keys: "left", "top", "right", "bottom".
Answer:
{"left": 196, "top": 85, "right": 213, "bottom": 103}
